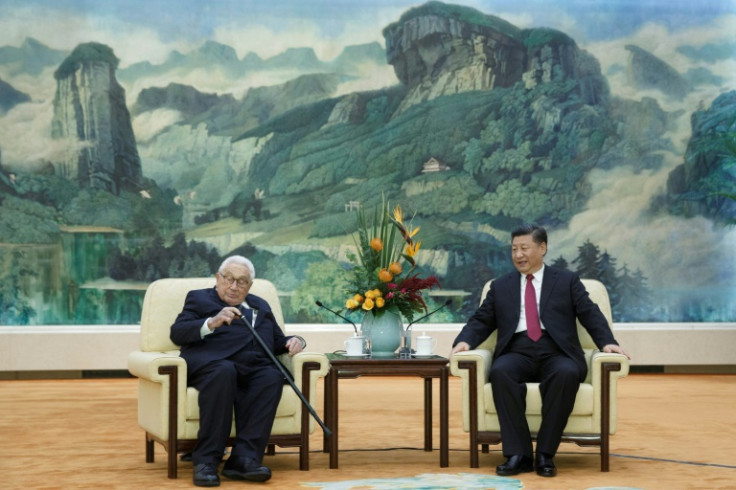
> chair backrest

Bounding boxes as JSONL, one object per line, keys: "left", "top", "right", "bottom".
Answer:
{"left": 477, "top": 278, "right": 612, "bottom": 351}
{"left": 139, "top": 277, "right": 285, "bottom": 352}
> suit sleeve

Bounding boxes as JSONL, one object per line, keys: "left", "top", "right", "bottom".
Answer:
{"left": 170, "top": 290, "right": 211, "bottom": 346}
{"left": 570, "top": 275, "right": 618, "bottom": 349}
{"left": 453, "top": 281, "right": 498, "bottom": 349}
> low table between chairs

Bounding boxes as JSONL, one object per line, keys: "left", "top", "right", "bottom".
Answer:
{"left": 323, "top": 353, "right": 449, "bottom": 468}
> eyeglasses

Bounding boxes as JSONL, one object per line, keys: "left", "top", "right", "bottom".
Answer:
{"left": 219, "top": 274, "right": 252, "bottom": 288}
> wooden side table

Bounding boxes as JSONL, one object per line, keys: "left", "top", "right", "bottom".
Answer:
{"left": 323, "top": 353, "right": 449, "bottom": 468}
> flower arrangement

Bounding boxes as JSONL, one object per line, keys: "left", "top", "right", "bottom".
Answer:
{"left": 344, "top": 200, "right": 440, "bottom": 322}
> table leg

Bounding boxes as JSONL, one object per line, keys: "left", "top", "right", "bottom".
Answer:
{"left": 440, "top": 366, "right": 449, "bottom": 467}
{"left": 323, "top": 370, "right": 331, "bottom": 453}
{"left": 423, "top": 377, "right": 432, "bottom": 451}
{"left": 328, "top": 367, "right": 339, "bottom": 469}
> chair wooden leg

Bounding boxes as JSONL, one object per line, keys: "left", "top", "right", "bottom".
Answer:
{"left": 458, "top": 360, "right": 480, "bottom": 468}
{"left": 145, "top": 434, "right": 154, "bottom": 463}
{"left": 266, "top": 444, "right": 276, "bottom": 455}
{"left": 298, "top": 362, "right": 319, "bottom": 471}
{"left": 159, "top": 365, "right": 180, "bottom": 479}
{"left": 600, "top": 362, "right": 621, "bottom": 472}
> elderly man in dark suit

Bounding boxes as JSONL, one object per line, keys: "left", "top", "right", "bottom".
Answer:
{"left": 451, "top": 224, "right": 629, "bottom": 477}
{"left": 170, "top": 255, "right": 305, "bottom": 487}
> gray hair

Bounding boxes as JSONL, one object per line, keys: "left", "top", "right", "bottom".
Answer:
{"left": 218, "top": 255, "right": 256, "bottom": 280}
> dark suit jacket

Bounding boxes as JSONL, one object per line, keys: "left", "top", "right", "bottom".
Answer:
{"left": 454, "top": 266, "right": 618, "bottom": 378}
{"left": 170, "top": 287, "right": 292, "bottom": 376}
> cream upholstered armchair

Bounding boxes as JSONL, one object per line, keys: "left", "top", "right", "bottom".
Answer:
{"left": 127, "top": 277, "right": 330, "bottom": 479}
{"left": 449, "top": 278, "right": 629, "bottom": 471}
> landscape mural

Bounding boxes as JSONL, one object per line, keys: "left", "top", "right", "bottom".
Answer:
{"left": 0, "top": 0, "right": 734, "bottom": 326}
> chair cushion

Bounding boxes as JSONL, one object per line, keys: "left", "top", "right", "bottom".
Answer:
{"left": 484, "top": 382, "right": 594, "bottom": 416}
{"left": 185, "top": 385, "right": 299, "bottom": 420}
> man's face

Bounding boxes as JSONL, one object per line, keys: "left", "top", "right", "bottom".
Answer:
{"left": 215, "top": 263, "right": 253, "bottom": 306}
{"left": 511, "top": 234, "right": 546, "bottom": 275}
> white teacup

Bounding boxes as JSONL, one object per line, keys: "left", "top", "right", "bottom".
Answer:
{"left": 415, "top": 332, "right": 437, "bottom": 356}
{"left": 344, "top": 335, "right": 365, "bottom": 356}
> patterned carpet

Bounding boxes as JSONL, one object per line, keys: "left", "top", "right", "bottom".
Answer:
{"left": 304, "top": 473, "right": 522, "bottom": 489}
{"left": 303, "top": 473, "right": 643, "bottom": 489}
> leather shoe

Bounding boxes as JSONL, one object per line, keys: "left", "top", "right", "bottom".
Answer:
{"left": 496, "top": 454, "right": 534, "bottom": 476}
{"left": 535, "top": 454, "right": 557, "bottom": 477}
{"left": 193, "top": 463, "right": 220, "bottom": 487}
{"left": 222, "top": 455, "right": 272, "bottom": 482}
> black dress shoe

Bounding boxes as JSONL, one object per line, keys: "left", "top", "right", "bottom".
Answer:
{"left": 193, "top": 463, "right": 220, "bottom": 487}
{"left": 535, "top": 454, "right": 557, "bottom": 477}
{"left": 496, "top": 454, "right": 534, "bottom": 476}
{"left": 222, "top": 455, "right": 272, "bottom": 482}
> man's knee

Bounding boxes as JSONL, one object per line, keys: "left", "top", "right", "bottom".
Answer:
{"left": 196, "top": 360, "right": 238, "bottom": 392}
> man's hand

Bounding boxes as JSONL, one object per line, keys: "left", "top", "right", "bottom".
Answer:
{"left": 602, "top": 343, "right": 631, "bottom": 360}
{"left": 285, "top": 337, "right": 304, "bottom": 356}
{"left": 207, "top": 306, "right": 243, "bottom": 330}
{"left": 450, "top": 341, "right": 471, "bottom": 357}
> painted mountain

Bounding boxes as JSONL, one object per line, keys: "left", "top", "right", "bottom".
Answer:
{"left": 0, "top": 1, "right": 733, "bottom": 325}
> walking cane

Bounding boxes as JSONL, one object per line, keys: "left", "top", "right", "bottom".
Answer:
{"left": 235, "top": 310, "right": 332, "bottom": 438}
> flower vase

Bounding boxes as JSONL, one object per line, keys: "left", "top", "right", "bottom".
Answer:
{"left": 361, "top": 310, "right": 402, "bottom": 357}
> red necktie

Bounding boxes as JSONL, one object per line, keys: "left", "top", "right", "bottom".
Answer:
{"left": 525, "top": 274, "right": 542, "bottom": 341}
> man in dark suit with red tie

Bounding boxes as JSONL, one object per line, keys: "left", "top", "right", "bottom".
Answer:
{"left": 451, "top": 224, "right": 630, "bottom": 477}
{"left": 170, "top": 255, "right": 306, "bottom": 487}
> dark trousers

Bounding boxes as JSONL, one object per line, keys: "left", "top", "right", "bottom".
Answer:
{"left": 188, "top": 349, "right": 284, "bottom": 465}
{"left": 489, "top": 332, "right": 581, "bottom": 458}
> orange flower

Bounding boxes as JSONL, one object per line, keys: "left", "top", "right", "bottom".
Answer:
{"left": 362, "top": 298, "right": 375, "bottom": 311}
{"left": 370, "top": 237, "right": 383, "bottom": 251}
{"left": 375, "top": 297, "right": 385, "bottom": 308}
{"left": 378, "top": 268, "right": 393, "bottom": 282}
{"left": 354, "top": 294, "right": 364, "bottom": 303}
{"left": 388, "top": 261, "right": 402, "bottom": 275}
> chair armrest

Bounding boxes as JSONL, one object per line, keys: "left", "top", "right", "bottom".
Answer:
{"left": 449, "top": 349, "right": 492, "bottom": 379}
{"left": 590, "top": 351, "right": 630, "bottom": 383}
{"left": 127, "top": 350, "right": 187, "bottom": 381}
{"left": 288, "top": 352, "right": 330, "bottom": 389}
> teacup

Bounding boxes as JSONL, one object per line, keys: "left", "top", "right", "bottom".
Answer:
{"left": 344, "top": 335, "right": 365, "bottom": 356}
{"left": 415, "top": 333, "right": 437, "bottom": 356}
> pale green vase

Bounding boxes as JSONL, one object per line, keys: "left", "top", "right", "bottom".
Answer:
{"left": 361, "top": 310, "right": 403, "bottom": 357}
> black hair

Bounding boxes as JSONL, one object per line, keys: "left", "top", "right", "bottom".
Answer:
{"left": 511, "top": 224, "right": 547, "bottom": 246}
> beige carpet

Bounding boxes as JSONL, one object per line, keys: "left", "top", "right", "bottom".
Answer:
{"left": 1, "top": 374, "right": 734, "bottom": 489}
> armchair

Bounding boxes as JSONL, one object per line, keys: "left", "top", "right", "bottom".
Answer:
{"left": 127, "top": 277, "right": 330, "bottom": 479}
{"left": 449, "top": 278, "right": 629, "bottom": 471}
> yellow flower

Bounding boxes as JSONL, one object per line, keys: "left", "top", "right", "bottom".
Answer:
{"left": 405, "top": 241, "right": 422, "bottom": 257}
{"left": 375, "top": 297, "right": 385, "bottom": 308}
{"left": 378, "top": 268, "right": 393, "bottom": 282}
{"left": 372, "top": 288, "right": 382, "bottom": 297}
{"left": 365, "top": 290, "right": 376, "bottom": 299}
{"left": 345, "top": 298, "right": 359, "bottom": 309}
{"left": 393, "top": 205, "right": 404, "bottom": 224}
{"left": 354, "top": 294, "right": 364, "bottom": 303}
{"left": 362, "top": 298, "right": 375, "bottom": 311}
{"left": 388, "top": 261, "right": 402, "bottom": 275}
{"left": 370, "top": 237, "right": 383, "bottom": 251}
{"left": 408, "top": 226, "right": 420, "bottom": 238}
